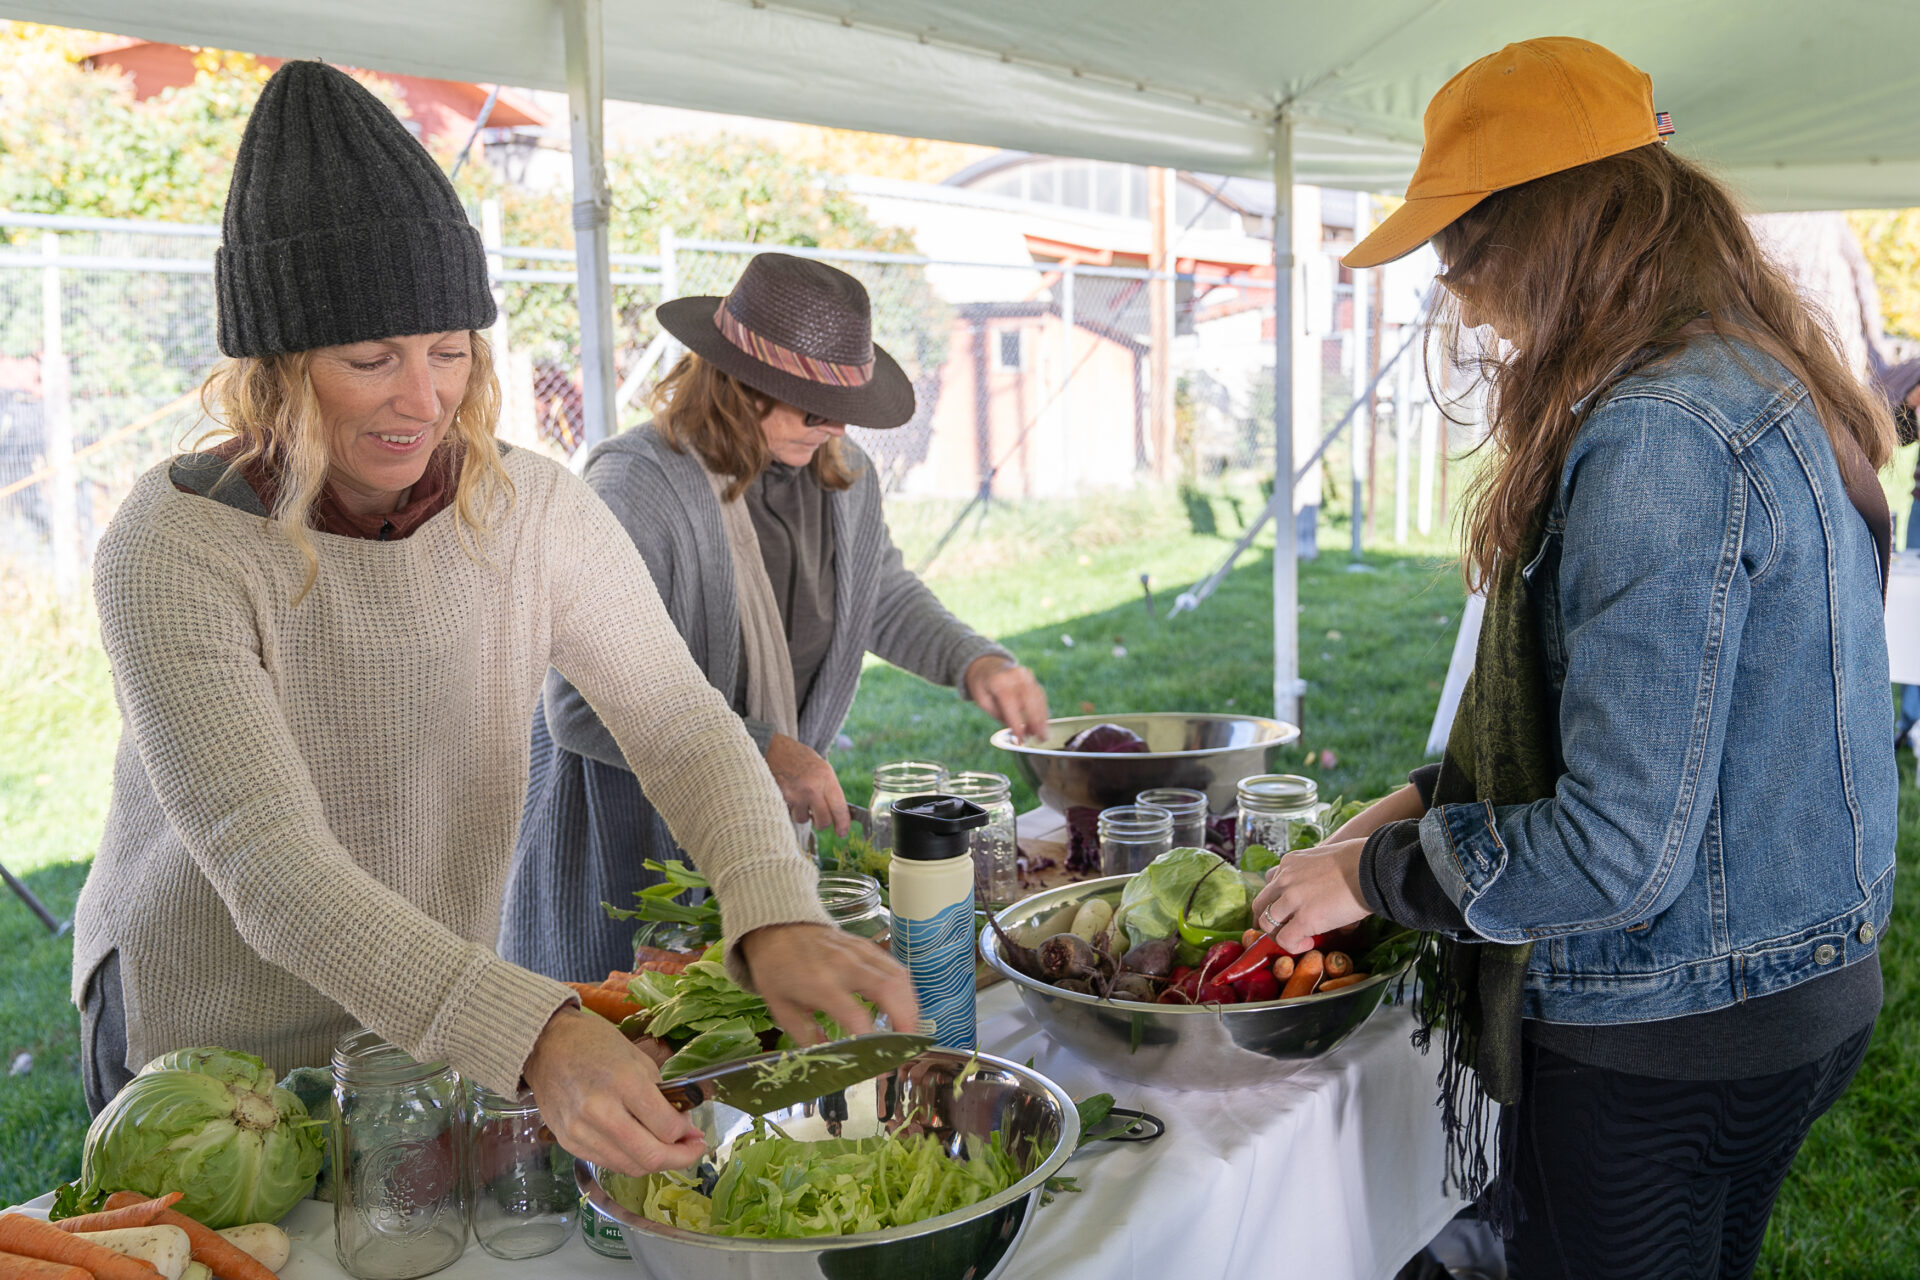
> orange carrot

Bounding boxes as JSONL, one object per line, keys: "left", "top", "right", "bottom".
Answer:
{"left": 1270, "top": 953, "right": 1296, "bottom": 983}
{"left": 1324, "top": 951, "right": 1354, "bottom": 978}
{"left": 53, "top": 1193, "right": 183, "bottom": 1236}
{"left": 1279, "top": 949, "right": 1326, "bottom": 1000}
{"left": 0, "top": 1214, "right": 158, "bottom": 1280}
{"left": 1320, "top": 973, "right": 1371, "bottom": 992}
{"left": 99, "top": 1196, "right": 274, "bottom": 1280}
{"left": 565, "top": 981, "right": 640, "bottom": 1023}
{"left": 0, "top": 1248, "right": 93, "bottom": 1280}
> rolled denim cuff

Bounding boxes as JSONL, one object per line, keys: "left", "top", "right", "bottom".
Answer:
{"left": 1420, "top": 800, "right": 1507, "bottom": 906}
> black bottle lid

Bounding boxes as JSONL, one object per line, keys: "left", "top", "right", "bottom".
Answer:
{"left": 890, "top": 794, "right": 989, "bottom": 862}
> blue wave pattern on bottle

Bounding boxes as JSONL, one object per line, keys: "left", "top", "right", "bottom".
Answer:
{"left": 890, "top": 896, "right": 977, "bottom": 1049}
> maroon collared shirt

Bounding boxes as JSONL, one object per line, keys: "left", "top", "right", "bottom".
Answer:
{"left": 178, "top": 437, "right": 461, "bottom": 540}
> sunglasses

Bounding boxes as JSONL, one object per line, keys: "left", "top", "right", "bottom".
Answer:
{"left": 803, "top": 411, "right": 834, "bottom": 428}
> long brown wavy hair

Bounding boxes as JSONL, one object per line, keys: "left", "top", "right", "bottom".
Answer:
{"left": 1434, "top": 144, "right": 1896, "bottom": 590}
{"left": 198, "top": 330, "right": 511, "bottom": 602}
{"left": 651, "top": 353, "right": 856, "bottom": 501}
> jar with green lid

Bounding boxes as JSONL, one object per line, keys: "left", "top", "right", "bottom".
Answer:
{"left": 819, "top": 872, "right": 889, "bottom": 945}
{"left": 330, "top": 1030, "right": 468, "bottom": 1280}
{"left": 1235, "top": 774, "right": 1328, "bottom": 865}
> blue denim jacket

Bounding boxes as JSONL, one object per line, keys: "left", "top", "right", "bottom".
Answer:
{"left": 1418, "top": 338, "right": 1896, "bottom": 1024}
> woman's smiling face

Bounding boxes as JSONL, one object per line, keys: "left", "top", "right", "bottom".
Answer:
{"left": 307, "top": 331, "right": 473, "bottom": 515}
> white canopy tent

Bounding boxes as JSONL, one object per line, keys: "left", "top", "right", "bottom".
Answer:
{"left": 24, "top": 0, "right": 1920, "bottom": 723}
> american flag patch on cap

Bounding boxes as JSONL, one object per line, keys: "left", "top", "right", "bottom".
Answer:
{"left": 1655, "top": 111, "right": 1675, "bottom": 138}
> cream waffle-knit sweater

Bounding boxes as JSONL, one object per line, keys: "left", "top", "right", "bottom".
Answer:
{"left": 74, "top": 445, "right": 828, "bottom": 1096}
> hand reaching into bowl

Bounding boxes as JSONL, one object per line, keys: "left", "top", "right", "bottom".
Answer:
{"left": 1250, "top": 838, "right": 1370, "bottom": 956}
{"left": 965, "top": 655, "right": 1050, "bottom": 744}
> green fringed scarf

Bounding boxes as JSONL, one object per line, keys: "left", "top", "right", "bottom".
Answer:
{"left": 1417, "top": 512, "right": 1559, "bottom": 1231}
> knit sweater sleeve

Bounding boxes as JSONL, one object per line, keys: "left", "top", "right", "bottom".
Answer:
{"left": 93, "top": 518, "right": 574, "bottom": 1096}
{"left": 543, "top": 470, "right": 830, "bottom": 986}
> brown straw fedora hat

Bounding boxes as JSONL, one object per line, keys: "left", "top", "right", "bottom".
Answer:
{"left": 655, "top": 253, "right": 916, "bottom": 429}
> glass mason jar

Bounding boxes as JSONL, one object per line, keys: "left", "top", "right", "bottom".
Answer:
{"left": 331, "top": 1030, "right": 469, "bottom": 1280}
{"left": 868, "top": 761, "right": 948, "bottom": 853}
{"left": 578, "top": 1194, "right": 630, "bottom": 1258}
{"left": 945, "top": 771, "right": 1018, "bottom": 905}
{"left": 1098, "top": 804, "right": 1174, "bottom": 876}
{"left": 466, "top": 1085, "right": 575, "bottom": 1261}
{"left": 819, "top": 872, "right": 890, "bottom": 945}
{"left": 1235, "top": 774, "right": 1326, "bottom": 864}
{"left": 1135, "top": 787, "right": 1208, "bottom": 851}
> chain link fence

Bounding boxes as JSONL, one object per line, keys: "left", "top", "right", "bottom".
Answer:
{"left": 0, "top": 206, "right": 1319, "bottom": 590}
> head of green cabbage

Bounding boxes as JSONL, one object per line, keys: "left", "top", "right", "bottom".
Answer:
{"left": 1113, "top": 847, "right": 1256, "bottom": 962}
{"left": 58, "top": 1046, "right": 325, "bottom": 1228}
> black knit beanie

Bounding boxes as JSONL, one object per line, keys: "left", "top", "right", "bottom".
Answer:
{"left": 215, "top": 61, "right": 496, "bottom": 358}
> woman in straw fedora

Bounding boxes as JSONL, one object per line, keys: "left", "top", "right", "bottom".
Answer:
{"left": 1252, "top": 37, "right": 1893, "bottom": 1277}
{"left": 504, "top": 252, "right": 1049, "bottom": 982}
{"left": 73, "top": 61, "right": 916, "bottom": 1178}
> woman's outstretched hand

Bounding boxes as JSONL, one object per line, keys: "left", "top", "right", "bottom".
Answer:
{"left": 765, "top": 733, "right": 851, "bottom": 835}
{"left": 965, "top": 655, "right": 1050, "bottom": 744}
{"left": 738, "top": 922, "right": 921, "bottom": 1045}
{"left": 1250, "top": 838, "right": 1371, "bottom": 955}
{"left": 523, "top": 1005, "right": 706, "bottom": 1177}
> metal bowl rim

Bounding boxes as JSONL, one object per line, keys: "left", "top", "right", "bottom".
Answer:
{"left": 989, "top": 711, "right": 1301, "bottom": 760}
{"left": 984, "top": 874, "right": 1409, "bottom": 1013}
{"left": 577, "top": 1047, "right": 1080, "bottom": 1254}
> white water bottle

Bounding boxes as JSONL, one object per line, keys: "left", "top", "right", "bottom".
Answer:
{"left": 888, "top": 794, "right": 989, "bottom": 1050}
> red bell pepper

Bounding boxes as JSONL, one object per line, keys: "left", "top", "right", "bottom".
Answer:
{"left": 1217, "top": 933, "right": 1285, "bottom": 985}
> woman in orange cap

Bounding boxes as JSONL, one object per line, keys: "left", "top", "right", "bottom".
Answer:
{"left": 1254, "top": 37, "right": 1894, "bottom": 1277}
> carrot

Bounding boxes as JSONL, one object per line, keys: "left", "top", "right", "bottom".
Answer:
{"left": 1324, "top": 950, "right": 1354, "bottom": 978}
{"left": 1270, "top": 953, "right": 1295, "bottom": 983}
{"left": 99, "top": 1198, "right": 273, "bottom": 1280}
{"left": 1279, "top": 949, "right": 1325, "bottom": 1000}
{"left": 0, "top": 1214, "right": 159, "bottom": 1280}
{"left": 564, "top": 982, "right": 640, "bottom": 1023}
{"left": 1320, "top": 973, "right": 1371, "bottom": 992}
{"left": 54, "top": 1194, "right": 183, "bottom": 1235}
{"left": 0, "top": 1248, "right": 93, "bottom": 1280}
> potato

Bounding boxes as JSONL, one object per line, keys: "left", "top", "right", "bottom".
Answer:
{"left": 1069, "top": 898, "right": 1113, "bottom": 942}
{"left": 216, "top": 1223, "right": 291, "bottom": 1273}
{"left": 74, "top": 1225, "right": 192, "bottom": 1280}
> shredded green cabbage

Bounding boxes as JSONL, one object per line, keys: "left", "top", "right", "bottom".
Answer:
{"left": 608, "top": 1123, "right": 1022, "bottom": 1238}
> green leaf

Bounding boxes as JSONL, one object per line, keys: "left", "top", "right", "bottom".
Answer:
{"left": 660, "top": 1019, "right": 766, "bottom": 1078}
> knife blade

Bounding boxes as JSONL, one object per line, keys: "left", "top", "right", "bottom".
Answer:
{"left": 656, "top": 1031, "right": 935, "bottom": 1116}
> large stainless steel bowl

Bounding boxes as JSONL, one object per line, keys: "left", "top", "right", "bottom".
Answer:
{"left": 578, "top": 1048, "right": 1079, "bottom": 1280}
{"left": 982, "top": 877, "right": 1409, "bottom": 1091}
{"left": 990, "top": 711, "right": 1299, "bottom": 814}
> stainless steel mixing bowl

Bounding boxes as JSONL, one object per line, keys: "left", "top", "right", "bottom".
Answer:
{"left": 578, "top": 1048, "right": 1079, "bottom": 1280}
{"left": 990, "top": 711, "right": 1300, "bottom": 814}
{"left": 981, "top": 877, "right": 1409, "bottom": 1091}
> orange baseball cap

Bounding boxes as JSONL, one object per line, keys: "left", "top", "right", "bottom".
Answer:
{"left": 1345, "top": 37, "right": 1667, "bottom": 268}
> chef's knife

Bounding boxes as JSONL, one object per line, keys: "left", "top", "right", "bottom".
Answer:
{"left": 656, "top": 1031, "right": 934, "bottom": 1116}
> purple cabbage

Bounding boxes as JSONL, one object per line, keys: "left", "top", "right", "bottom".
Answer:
{"left": 1063, "top": 723, "right": 1149, "bottom": 754}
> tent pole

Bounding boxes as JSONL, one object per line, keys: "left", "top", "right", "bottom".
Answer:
{"left": 562, "top": 0, "right": 616, "bottom": 449}
{"left": 1271, "top": 112, "right": 1301, "bottom": 728}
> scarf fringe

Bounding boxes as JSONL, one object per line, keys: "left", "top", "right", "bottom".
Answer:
{"left": 1412, "top": 938, "right": 1521, "bottom": 1238}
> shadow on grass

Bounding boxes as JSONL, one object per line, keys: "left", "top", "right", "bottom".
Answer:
{"left": 0, "top": 859, "right": 89, "bottom": 1205}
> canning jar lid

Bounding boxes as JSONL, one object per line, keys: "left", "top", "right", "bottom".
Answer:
{"left": 1237, "top": 774, "right": 1319, "bottom": 812}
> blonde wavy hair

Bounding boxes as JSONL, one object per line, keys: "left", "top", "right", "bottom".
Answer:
{"left": 196, "top": 330, "right": 512, "bottom": 602}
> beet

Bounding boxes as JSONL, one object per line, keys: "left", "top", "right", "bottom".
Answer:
{"left": 1063, "top": 723, "right": 1149, "bottom": 754}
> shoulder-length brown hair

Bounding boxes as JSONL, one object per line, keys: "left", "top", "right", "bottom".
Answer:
{"left": 650, "top": 353, "right": 856, "bottom": 501}
{"left": 1434, "top": 144, "right": 1896, "bottom": 590}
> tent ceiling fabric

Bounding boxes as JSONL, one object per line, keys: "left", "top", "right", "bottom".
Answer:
{"left": 26, "top": 0, "right": 1920, "bottom": 206}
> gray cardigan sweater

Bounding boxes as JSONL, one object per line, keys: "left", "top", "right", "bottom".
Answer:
{"left": 501, "top": 427, "right": 1009, "bottom": 980}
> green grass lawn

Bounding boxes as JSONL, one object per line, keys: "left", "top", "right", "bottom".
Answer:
{"left": 2, "top": 480, "right": 1918, "bottom": 1276}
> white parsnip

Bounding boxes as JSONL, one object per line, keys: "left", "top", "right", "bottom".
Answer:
{"left": 74, "top": 1224, "right": 191, "bottom": 1280}
{"left": 215, "top": 1223, "right": 290, "bottom": 1273}
{"left": 1070, "top": 898, "right": 1113, "bottom": 942}
{"left": 182, "top": 1263, "right": 212, "bottom": 1280}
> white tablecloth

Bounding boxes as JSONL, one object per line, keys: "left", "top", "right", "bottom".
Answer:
{"left": 1887, "top": 551, "right": 1920, "bottom": 686}
{"left": 15, "top": 985, "right": 1465, "bottom": 1280}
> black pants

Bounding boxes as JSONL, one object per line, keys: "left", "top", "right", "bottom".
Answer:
{"left": 1507, "top": 1025, "right": 1873, "bottom": 1280}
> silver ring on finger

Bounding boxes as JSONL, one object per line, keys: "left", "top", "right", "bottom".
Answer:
{"left": 1260, "top": 907, "right": 1281, "bottom": 934}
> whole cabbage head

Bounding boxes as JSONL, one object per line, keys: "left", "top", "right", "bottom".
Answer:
{"left": 56, "top": 1045, "right": 325, "bottom": 1227}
